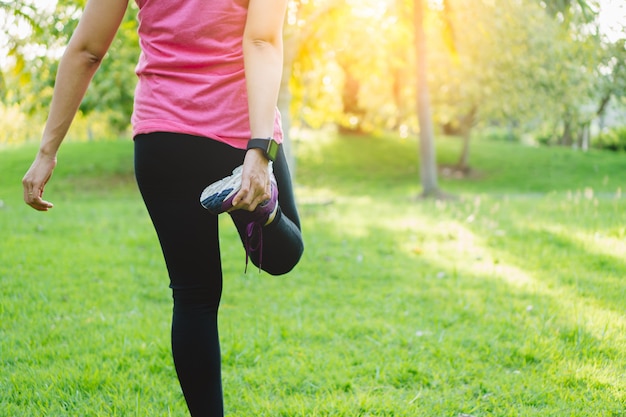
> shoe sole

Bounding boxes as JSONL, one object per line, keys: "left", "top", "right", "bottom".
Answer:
{"left": 200, "top": 166, "right": 243, "bottom": 214}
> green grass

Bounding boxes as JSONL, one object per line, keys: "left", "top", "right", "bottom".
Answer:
{"left": 1, "top": 134, "right": 625, "bottom": 416}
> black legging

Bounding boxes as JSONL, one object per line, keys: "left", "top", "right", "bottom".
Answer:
{"left": 134, "top": 132, "right": 303, "bottom": 417}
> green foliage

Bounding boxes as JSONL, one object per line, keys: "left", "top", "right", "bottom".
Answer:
{"left": 1, "top": 134, "right": 626, "bottom": 415}
{"left": 1, "top": 1, "right": 139, "bottom": 132}
{"left": 3, "top": 0, "right": 626, "bottom": 144}
{"left": 0, "top": 104, "right": 129, "bottom": 146}
{"left": 79, "top": 8, "right": 139, "bottom": 131}
{"left": 479, "top": 126, "right": 520, "bottom": 143}
{"left": 592, "top": 126, "right": 626, "bottom": 152}
{"left": 0, "top": 104, "right": 44, "bottom": 145}
{"left": 282, "top": 0, "right": 626, "bottom": 160}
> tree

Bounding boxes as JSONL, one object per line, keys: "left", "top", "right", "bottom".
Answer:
{"left": 1, "top": 0, "right": 47, "bottom": 104}
{"left": 413, "top": 0, "right": 440, "bottom": 197}
{"left": 535, "top": 0, "right": 626, "bottom": 147}
{"left": 1, "top": 1, "right": 139, "bottom": 133}
{"left": 281, "top": 0, "right": 349, "bottom": 177}
{"left": 4, "top": 0, "right": 624, "bottom": 159}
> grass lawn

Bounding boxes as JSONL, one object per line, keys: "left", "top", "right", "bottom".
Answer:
{"left": 1, "top": 134, "right": 625, "bottom": 416}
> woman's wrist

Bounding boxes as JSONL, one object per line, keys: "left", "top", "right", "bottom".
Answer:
{"left": 245, "top": 147, "right": 271, "bottom": 164}
{"left": 247, "top": 137, "right": 278, "bottom": 161}
{"left": 38, "top": 143, "right": 59, "bottom": 160}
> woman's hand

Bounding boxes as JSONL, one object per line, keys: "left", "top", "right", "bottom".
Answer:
{"left": 22, "top": 152, "right": 57, "bottom": 211}
{"left": 231, "top": 148, "right": 271, "bottom": 212}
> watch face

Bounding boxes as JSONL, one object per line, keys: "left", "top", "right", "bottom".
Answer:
{"left": 267, "top": 139, "right": 279, "bottom": 161}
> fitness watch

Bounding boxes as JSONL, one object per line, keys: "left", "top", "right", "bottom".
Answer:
{"left": 246, "top": 137, "right": 279, "bottom": 162}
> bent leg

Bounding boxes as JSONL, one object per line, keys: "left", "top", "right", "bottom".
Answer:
{"left": 233, "top": 146, "right": 304, "bottom": 275}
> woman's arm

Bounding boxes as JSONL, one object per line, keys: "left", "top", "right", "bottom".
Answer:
{"left": 243, "top": 0, "right": 287, "bottom": 140}
{"left": 232, "top": 0, "right": 288, "bottom": 211}
{"left": 22, "top": 0, "right": 129, "bottom": 211}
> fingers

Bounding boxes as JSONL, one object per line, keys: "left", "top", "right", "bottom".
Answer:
{"left": 22, "top": 173, "right": 53, "bottom": 211}
{"left": 231, "top": 169, "right": 271, "bottom": 211}
{"left": 28, "top": 197, "right": 54, "bottom": 211}
{"left": 22, "top": 153, "right": 57, "bottom": 211}
{"left": 232, "top": 176, "right": 270, "bottom": 211}
{"left": 23, "top": 187, "right": 54, "bottom": 211}
{"left": 231, "top": 148, "right": 271, "bottom": 211}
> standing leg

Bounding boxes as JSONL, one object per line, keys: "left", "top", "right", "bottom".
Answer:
{"left": 134, "top": 132, "right": 245, "bottom": 416}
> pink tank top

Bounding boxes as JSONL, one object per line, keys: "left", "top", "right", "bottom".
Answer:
{"left": 131, "top": 0, "right": 283, "bottom": 148}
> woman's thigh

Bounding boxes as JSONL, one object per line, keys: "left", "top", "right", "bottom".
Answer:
{"left": 134, "top": 132, "right": 245, "bottom": 292}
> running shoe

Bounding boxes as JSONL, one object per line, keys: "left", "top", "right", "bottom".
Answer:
{"left": 200, "top": 165, "right": 244, "bottom": 215}
{"left": 200, "top": 164, "right": 279, "bottom": 272}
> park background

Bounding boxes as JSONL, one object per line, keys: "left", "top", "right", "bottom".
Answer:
{"left": 1, "top": 0, "right": 625, "bottom": 416}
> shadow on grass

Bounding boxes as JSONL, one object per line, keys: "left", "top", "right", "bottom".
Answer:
{"left": 243, "top": 211, "right": 625, "bottom": 414}
{"left": 498, "top": 226, "right": 626, "bottom": 312}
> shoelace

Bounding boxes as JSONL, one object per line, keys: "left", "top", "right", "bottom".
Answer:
{"left": 243, "top": 221, "right": 263, "bottom": 273}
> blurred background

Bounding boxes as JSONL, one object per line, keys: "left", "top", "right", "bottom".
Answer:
{"left": 1, "top": 0, "right": 625, "bottom": 166}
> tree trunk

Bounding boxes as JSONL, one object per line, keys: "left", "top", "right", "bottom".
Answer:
{"left": 413, "top": 0, "right": 440, "bottom": 197}
{"left": 578, "top": 122, "right": 590, "bottom": 151}
{"left": 338, "top": 61, "right": 365, "bottom": 134}
{"left": 561, "top": 119, "right": 573, "bottom": 147}
{"left": 596, "top": 94, "right": 611, "bottom": 118}
{"left": 457, "top": 129, "right": 471, "bottom": 171}
{"left": 455, "top": 107, "right": 476, "bottom": 171}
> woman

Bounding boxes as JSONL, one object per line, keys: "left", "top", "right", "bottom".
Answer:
{"left": 21, "top": 0, "right": 304, "bottom": 415}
